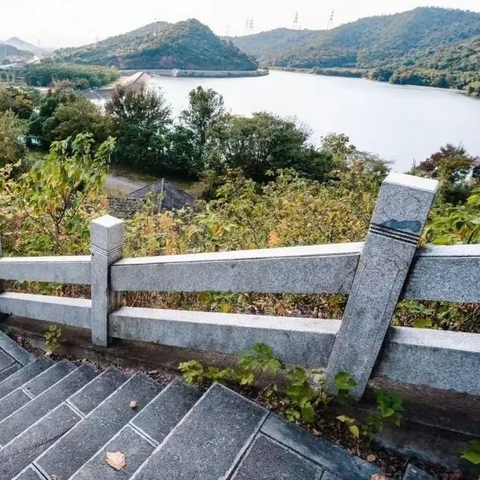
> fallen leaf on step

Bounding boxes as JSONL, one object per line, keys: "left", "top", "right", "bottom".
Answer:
{"left": 371, "top": 475, "right": 387, "bottom": 480}
{"left": 106, "top": 451, "right": 126, "bottom": 471}
{"left": 367, "top": 454, "right": 376, "bottom": 462}
{"left": 129, "top": 401, "right": 139, "bottom": 410}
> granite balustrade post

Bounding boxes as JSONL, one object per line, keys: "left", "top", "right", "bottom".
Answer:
{"left": 90, "top": 215, "right": 124, "bottom": 346}
{"left": 326, "top": 173, "right": 439, "bottom": 399}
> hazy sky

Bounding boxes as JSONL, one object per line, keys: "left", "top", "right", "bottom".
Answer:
{"left": 1, "top": 0, "right": 480, "bottom": 48}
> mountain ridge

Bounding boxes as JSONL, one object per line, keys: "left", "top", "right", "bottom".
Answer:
{"left": 230, "top": 7, "right": 480, "bottom": 69}
{"left": 52, "top": 19, "right": 258, "bottom": 71}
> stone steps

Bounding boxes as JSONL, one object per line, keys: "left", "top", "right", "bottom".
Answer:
{"left": 0, "top": 357, "right": 53, "bottom": 401}
{"left": 23, "top": 358, "right": 76, "bottom": 397}
{"left": 131, "top": 383, "right": 269, "bottom": 480}
{"left": 0, "top": 339, "right": 438, "bottom": 480}
{"left": 34, "top": 372, "right": 162, "bottom": 480}
{"left": 0, "top": 363, "right": 98, "bottom": 446}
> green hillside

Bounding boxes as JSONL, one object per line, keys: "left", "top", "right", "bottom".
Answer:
{"left": 231, "top": 7, "right": 480, "bottom": 94}
{"left": 53, "top": 19, "right": 258, "bottom": 71}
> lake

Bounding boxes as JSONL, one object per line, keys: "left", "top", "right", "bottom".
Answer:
{"left": 148, "top": 70, "right": 480, "bottom": 173}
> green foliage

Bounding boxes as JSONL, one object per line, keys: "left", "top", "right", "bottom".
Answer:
{"left": 426, "top": 187, "right": 480, "bottom": 245}
{"left": 179, "top": 344, "right": 403, "bottom": 437}
{"left": 462, "top": 440, "right": 480, "bottom": 465}
{"left": 334, "top": 371, "right": 357, "bottom": 404}
{"left": 106, "top": 84, "right": 172, "bottom": 173}
{"left": 362, "top": 390, "right": 403, "bottom": 442}
{"left": 238, "top": 343, "right": 284, "bottom": 385}
{"left": 284, "top": 368, "right": 316, "bottom": 423}
{"left": 28, "top": 83, "right": 113, "bottom": 148}
{"left": 178, "top": 360, "right": 205, "bottom": 385}
{"left": 179, "top": 86, "right": 225, "bottom": 176}
{"left": 336, "top": 415, "right": 360, "bottom": 438}
{"left": 24, "top": 65, "right": 119, "bottom": 90}
{"left": 44, "top": 324, "right": 62, "bottom": 354}
{"left": 53, "top": 19, "right": 258, "bottom": 71}
{"left": 210, "top": 112, "right": 334, "bottom": 183}
{"left": 0, "top": 86, "right": 40, "bottom": 119}
{"left": 0, "top": 133, "right": 113, "bottom": 255}
{"left": 0, "top": 111, "right": 27, "bottom": 167}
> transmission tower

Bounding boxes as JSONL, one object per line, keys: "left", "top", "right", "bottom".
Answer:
{"left": 293, "top": 12, "right": 299, "bottom": 29}
{"left": 245, "top": 18, "right": 254, "bottom": 33}
{"left": 326, "top": 10, "right": 335, "bottom": 30}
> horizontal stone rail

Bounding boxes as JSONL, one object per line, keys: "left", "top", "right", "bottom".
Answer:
{"left": 0, "top": 292, "right": 91, "bottom": 329}
{"left": 110, "top": 307, "right": 340, "bottom": 366}
{"left": 375, "top": 327, "right": 480, "bottom": 397}
{"left": 0, "top": 256, "right": 91, "bottom": 284}
{"left": 402, "top": 244, "right": 480, "bottom": 303}
{"left": 111, "top": 243, "right": 363, "bottom": 294}
{"left": 1, "top": 173, "right": 480, "bottom": 401}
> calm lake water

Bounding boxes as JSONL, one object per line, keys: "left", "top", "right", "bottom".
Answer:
{"left": 149, "top": 70, "right": 480, "bottom": 173}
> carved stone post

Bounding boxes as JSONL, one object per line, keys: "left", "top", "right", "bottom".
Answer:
{"left": 326, "top": 173, "right": 438, "bottom": 399}
{"left": 90, "top": 215, "right": 124, "bottom": 346}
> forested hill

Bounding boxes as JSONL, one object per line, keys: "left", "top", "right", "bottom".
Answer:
{"left": 231, "top": 8, "right": 480, "bottom": 68}
{"left": 53, "top": 19, "right": 258, "bottom": 71}
{"left": 230, "top": 7, "right": 480, "bottom": 94}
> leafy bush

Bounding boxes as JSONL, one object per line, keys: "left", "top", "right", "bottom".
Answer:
{"left": 24, "top": 65, "right": 119, "bottom": 90}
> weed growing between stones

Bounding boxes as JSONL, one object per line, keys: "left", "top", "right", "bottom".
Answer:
{"left": 179, "top": 343, "right": 403, "bottom": 441}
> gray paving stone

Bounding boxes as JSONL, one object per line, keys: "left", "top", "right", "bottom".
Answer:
{"left": 321, "top": 472, "right": 344, "bottom": 480}
{"left": 68, "top": 368, "right": 128, "bottom": 415}
{"left": 0, "top": 348, "right": 14, "bottom": 370}
{"left": 0, "top": 357, "right": 54, "bottom": 401}
{"left": 0, "top": 362, "right": 21, "bottom": 383}
{"left": 403, "top": 464, "right": 435, "bottom": 479}
{"left": 261, "top": 414, "right": 382, "bottom": 480}
{"left": 132, "top": 383, "right": 268, "bottom": 480}
{"left": 0, "top": 388, "right": 32, "bottom": 424}
{"left": 71, "top": 425, "right": 155, "bottom": 480}
{"left": 0, "top": 331, "right": 34, "bottom": 366}
{"left": 232, "top": 434, "right": 323, "bottom": 480}
{"left": 131, "top": 378, "right": 201, "bottom": 444}
{"left": 23, "top": 359, "right": 75, "bottom": 397}
{"left": 0, "top": 364, "right": 98, "bottom": 445}
{"left": 13, "top": 466, "right": 44, "bottom": 480}
{"left": 0, "top": 403, "right": 81, "bottom": 479}
{"left": 36, "top": 373, "right": 161, "bottom": 480}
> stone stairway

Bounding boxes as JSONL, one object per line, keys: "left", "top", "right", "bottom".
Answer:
{"left": 0, "top": 332, "right": 434, "bottom": 480}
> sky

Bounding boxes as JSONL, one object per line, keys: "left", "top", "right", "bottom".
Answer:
{"left": 1, "top": 0, "right": 480, "bottom": 49}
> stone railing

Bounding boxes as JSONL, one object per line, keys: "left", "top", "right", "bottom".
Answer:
{"left": 0, "top": 173, "right": 479, "bottom": 400}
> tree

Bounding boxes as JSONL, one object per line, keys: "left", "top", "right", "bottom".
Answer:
{"left": 180, "top": 87, "right": 225, "bottom": 169}
{"left": 0, "top": 133, "right": 114, "bottom": 255}
{"left": 211, "top": 112, "right": 334, "bottom": 183}
{"left": 413, "top": 144, "right": 479, "bottom": 203}
{"left": 43, "top": 96, "right": 113, "bottom": 145}
{"left": 106, "top": 84, "right": 172, "bottom": 172}
{"left": 414, "top": 144, "right": 478, "bottom": 185}
{"left": 0, "top": 111, "right": 26, "bottom": 167}
{"left": 28, "top": 83, "right": 112, "bottom": 148}
{"left": 0, "top": 86, "right": 39, "bottom": 120}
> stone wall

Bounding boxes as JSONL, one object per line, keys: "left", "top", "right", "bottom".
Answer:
{"left": 120, "top": 69, "right": 269, "bottom": 78}
{"left": 108, "top": 197, "right": 145, "bottom": 219}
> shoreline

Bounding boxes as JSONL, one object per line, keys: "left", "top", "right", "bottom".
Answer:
{"left": 120, "top": 68, "right": 269, "bottom": 79}
{"left": 268, "top": 66, "right": 472, "bottom": 97}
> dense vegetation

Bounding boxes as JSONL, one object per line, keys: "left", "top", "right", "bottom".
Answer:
{"left": 231, "top": 7, "right": 480, "bottom": 95}
{"left": 0, "top": 82, "right": 478, "bottom": 335}
{"left": 53, "top": 19, "right": 258, "bottom": 71}
{"left": 24, "top": 65, "right": 119, "bottom": 90}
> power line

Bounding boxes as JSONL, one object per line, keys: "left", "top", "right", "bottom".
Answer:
{"left": 293, "top": 12, "right": 299, "bottom": 29}
{"left": 326, "top": 9, "right": 335, "bottom": 30}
